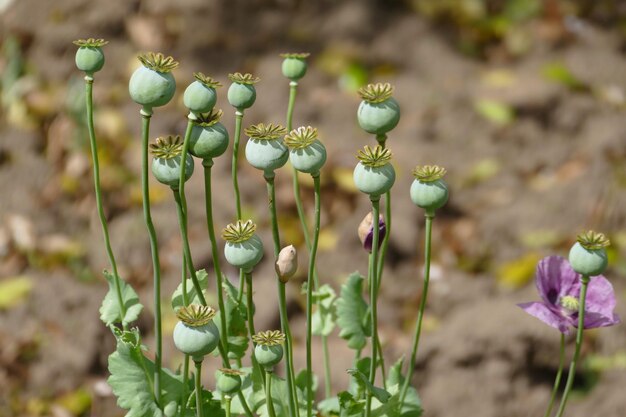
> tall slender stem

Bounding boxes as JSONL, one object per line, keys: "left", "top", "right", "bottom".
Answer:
{"left": 225, "top": 396, "right": 232, "bottom": 417}
{"left": 140, "top": 109, "right": 162, "bottom": 406}
{"left": 399, "top": 213, "right": 433, "bottom": 405}
{"left": 365, "top": 197, "right": 381, "bottom": 417}
{"left": 375, "top": 134, "right": 389, "bottom": 385}
{"left": 231, "top": 111, "right": 247, "bottom": 306}
{"left": 266, "top": 174, "right": 299, "bottom": 417}
{"left": 202, "top": 160, "right": 229, "bottom": 355}
{"left": 194, "top": 360, "right": 205, "bottom": 417}
{"left": 555, "top": 275, "right": 590, "bottom": 417}
{"left": 246, "top": 271, "right": 265, "bottom": 383}
{"left": 543, "top": 333, "right": 566, "bottom": 417}
{"left": 266, "top": 370, "right": 277, "bottom": 417}
{"left": 181, "top": 256, "right": 190, "bottom": 417}
{"left": 172, "top": 190, "right": 207, "bottom": 306}
{"left": 84, "top": 77, "right": 127, "bottom": 327}
{"left": 305, "top": 174, "right": 322, "bottom": 417}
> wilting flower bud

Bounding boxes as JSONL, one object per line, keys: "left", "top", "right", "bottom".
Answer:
{"left": 358, "top": 212, "right": 386, "bottom": 253}
{"left": 276, "top": 245, "right": 297, "bottom": 282}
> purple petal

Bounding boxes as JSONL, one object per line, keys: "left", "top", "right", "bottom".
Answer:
{"left": 363, "top": 217, "right": 386, "bottom": 253}
{"left": 581, "top": 275, "right": 621, "bottom": 330}
{"left": 518, "top": 301, "right": 572, "bottom": 334}
{"left": 535, "top": 256, "right": 580, "bottom": 305}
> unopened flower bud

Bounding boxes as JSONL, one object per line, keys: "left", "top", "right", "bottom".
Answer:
{"left": 358, "top": 212, "right": 386, "bottom": 253}
{"left": 276, "top": 245, "right": 297, "bottom": 283}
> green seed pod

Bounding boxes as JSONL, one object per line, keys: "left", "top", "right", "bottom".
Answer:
{"left": 410, "top": 165, "right": 449, "bottom": 215}
{"left": 223, "top": 220, "right": 264, "bottom": 272}
{"left": 227, "top": 73, "right": 259, "bottom": 110}
{"left": 244, "top": 123, "right": 289, "bottom": 176}
{"left": 252, "top": 330, "right": 285, "bottom": 369}
{"left": 353, "top": 145, "right": 396, "bottom": 197}
{"left": 568, "top": 231, "right": 610, "bottom": 276}
{"left": 150, "top": 136, "right": 194, "bottom": 188}
{"left": 183, "top": 72, "right": 221, "bottom": 114}
{"left": 357, "top": 83, "right": 400, "bottom": 136}
{"left": 284, "top": 126, "right": 327, "bottom": 175}
{"left": 280, "top": 52, "right": 310, "bottom": 81}
{"left": 129, "top": 52, "right": 178, "bottom": 110}
{"left": 189, "top": 109, "right": 229, "bottom": 160}
{"left": 73, "top": 38, "right": 107, "bottom": 75}
{"left": 217, "top": 368, "right": 244, "bottom": 395}
{"left": 173, "top": 305, "right": 220, "bottom": 361}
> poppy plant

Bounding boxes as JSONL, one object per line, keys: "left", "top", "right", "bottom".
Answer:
{"left": 518, "top": 256, "right": 620, "bottom": 334}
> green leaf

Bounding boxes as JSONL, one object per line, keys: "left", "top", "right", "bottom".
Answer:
{"left": 181, "top": 388, "right": 224, "bottom": 417}
{"left": 295, "top": 369, "right": 318, "bottom": 397}
{"left": 312, "top": 284, "right": 337, "bottom": 336}
{"left": 474, "top": 99, "right": 515, "bottom": 126}
{"left": 336, "top": 272, "right": 370, "bottom": 350}
{"left": 318, "top": 396, "right": 340, "bottom": 416}
{"left": 337, "top": 391, "right": 364, "bottom": 417}
{"left": 346, "top": 368, "right": 391, "bottom": 404}
{"left": 542, "top": 62, "right": 585, "bottom": 90}
{"left": 371, "top": 358, "right": 423, "bottom": 417}
{"left": 100, "top": 270, "right": 143, "bottom": 326}
{"left": 213, "top": 276, "right": 249, "bottom": 359}
{"left": 171, "top": 269, "right": 208, "bottom": 310}
{"left": 107, "top": 329, "right": 186, "bottom": 417}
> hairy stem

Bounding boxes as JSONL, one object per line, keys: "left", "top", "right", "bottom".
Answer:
{"left": 140, "top": 109, "right": 162, "bottom": 406}
{"left": 543, "top": 333, "right": 566, "bottom": 417}
{"left": 399, "top": 213, "right": 434, "bottom": 405}
{"left": 555, "top": 275, "right": 590, "bottom": 417}
{"left": 84, "top": 77, "right": 127, "bottom": 328}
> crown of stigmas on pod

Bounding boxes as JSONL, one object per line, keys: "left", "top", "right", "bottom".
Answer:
{"left": 137, "top": 52, "right": 179, "bottom": 72}
{"left": 228, "top": 72, "right": 260, "bottom": 85}
{"left": 358, "top": 83, "right": 394, "bottom": 104}
{"left": 412, "top": 165, "right": 447, "bottom": 182}
{"left": 149, "top": 136, "right": 184, "bottom": 159}
{"left": 193, "top": 72, "right": 222, "bottom": 88}
{"left": 194, "top": 109, "right": 223, "bottom": 127}
{"left": 73, "top": 38, "right": 108, "bottom": 47}
{"left": 576, "top": 231, "right": 610, "bottom": 250}
{"left": 284, "top": 126, "right": 318, "bottom": 150}
{"left": 279, "top": 52, "right": 310, "bottom": 59}
{"left": 222, "top": 220, "right": 257, "bottom": 243}
{"left": 219, "top": 367, "right": 245, "bottom": 376}
{"left": 176, "top": 305, "right": 217, "bottom": 327}
{"left": 245, "top": 123, "right": 287, "bottom": 141}
{"left": 252, "top": 330, "right": 285, "bottom": 346}
{"left": 356, "top": 145, "right": 392, "bottom": 168}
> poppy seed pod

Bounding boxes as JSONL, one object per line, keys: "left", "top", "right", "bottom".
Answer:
{"left": 568, "top": 231, "right": 610, "bottom": 277}
{"left": 73, "top": 38, "right": 107, "bottom": 75}
{"left": 227, "top": 73, "right": 259, "bottom": 110}
{"left": 357, "top": 83, "right": 400, "bottom": 136}
{"left": 410, "top": 165, "right": 448, "bottom": 215}
{"left": 280, "top": 52, "right": 310, "bottom": 81}
{"left": 353, "top": 145, "right": 396, "bottom": 197}
{"left": 276, "top": 245, "right": 298, "bottom": 283}
{"left": 129, "top": 52, "right": 178, "bottom": 110}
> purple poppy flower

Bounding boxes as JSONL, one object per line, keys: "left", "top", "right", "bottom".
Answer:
{"left": 357, "top": 212, "right": 386, "bottom": 253}
{"left": 518, "top": 256, "right": 620, "bottom": 334}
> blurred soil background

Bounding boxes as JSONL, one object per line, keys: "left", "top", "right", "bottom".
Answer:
{"left": 1, "top": 0, "right": 626, "bottom": 416}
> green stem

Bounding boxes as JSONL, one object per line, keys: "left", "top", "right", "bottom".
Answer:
{"left": 246, "top": 270, "right": 265, "bottom": 383}
{"left": 375, "top": 134, "right": 389, "bottom": 386}
{"left": 399, "top": 213, "right": 434, "bottom": 405}
{"left": 232, "top": 110, "right": 244, "bottom": 220}
{"left": 555, "top": 275, "right": 590, "bottom": 417}
{"left": 305, "top": 174, "right": 322, "bottom": 417}
{"left": 266, "top": 370, "right": 277, "bottom": 417}
{"left": 225, "top": 396, "right": 232, "bottom": 417}
{"left": 84, "top": 77, "right": 127, "bottom": 329}
{"left": 172, "top": 190, "right": 207, "bottom": 306}
{"left": 140, "top": 108, "right": 162, "bottom": 407}
{"left": 194, "top": 360, "right": 204, "bottom": 417}
{"left": 202, "top": 160, "right": 229, "bottom": 355}
{"left": 365, "top": 197, "right": 381, "bottom": 417}
{"left": 181, "top": 355, "right": 190, "bottom": 417}
{"left": 265, "top": 173, "right": 299, "bottom": 417}
{"left": 543, "top": 333, "right": 566, "bottom": 417}
{"left": 322, "top": 335, "right": 332, "bottom": 398}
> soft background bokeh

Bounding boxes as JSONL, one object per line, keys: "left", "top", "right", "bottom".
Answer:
{"left": 1, "top": 0, "right": 626, "bottom": 416}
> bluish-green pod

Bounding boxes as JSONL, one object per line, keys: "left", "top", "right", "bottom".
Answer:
{"left": 289, "top": 140, "right": 327, "bottom": 174}
{"left": 217, "top": 372, "right": 242, "bottom": 395}
{"left": 228, "top": 83, "right": 256, "bottom": 110}
{"left": 129, "top": 66, "right": 176, "bottom": 109}
{"left": 281, "top": 57, "right": 307, "bottom": 81}
{"left": 245, "top": 139, "right": 289, "bottom": 175}
{"left": 189, "top": 122, "right": 229, "bottom": 160}
{"left": 357, "top": 98, "right": 401, "bottom": 135}
{"left": 254, "top": 344, "right": 283, "bottom": 369}
{"left": 183, "top": 81, "right": 217, "bottom": 113}
{"left": 75, "top": 47, "right": 105, "bottom": 75}
{"left": 151, "top": 154, "right": 194, "bottom": 188}
{"left": 568, "top": 242, "right": 608, "bottom": 276}
{"left": 173, "top": 320, "right": 220, "bottom": 360}
{"left": 353, "top": 162, "right": 396, "bottom": 197}
{"left": 410, "top": 179, "right": 449, "bottom": 213}
{"left": 224, "top": 234, "right": 264, "bottom": 272}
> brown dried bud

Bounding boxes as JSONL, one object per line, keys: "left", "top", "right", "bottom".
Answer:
{"left": 357, "top": 212, "right": 386, "bottom": 253}
{"left": 275, "top": 245, "right": 297, "bottom": 283}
